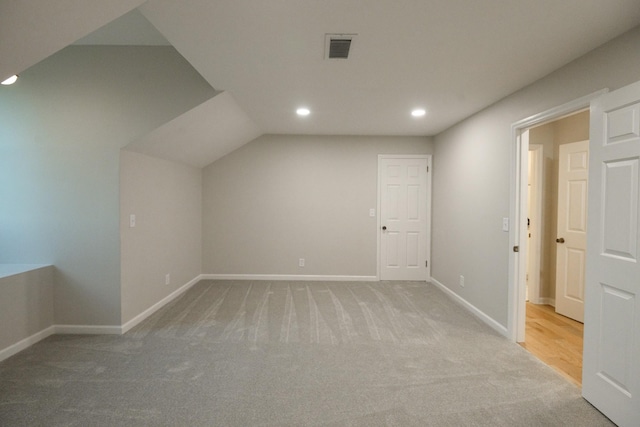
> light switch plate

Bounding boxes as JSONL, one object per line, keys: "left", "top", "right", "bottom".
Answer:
{"left": 129, "top": 214, "right": 136, "bottom": 228}
{"left": 502, "top": 217, "right": 509, "bottom": 232}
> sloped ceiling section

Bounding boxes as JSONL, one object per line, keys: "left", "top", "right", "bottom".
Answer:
{"left": 125, "top": 92, "right": 262, "bottom": 168}
{"left": 75, "top": 10, "right": 257, "bottom": 168}
{"left": 140, "top": 0, "right": 640, "bottom": 136}
{"left": 74, "top": 9, "right": 170, "bottom": 46}
{"left": 0, "top": 0, "right": 146, "bottom": 81}
{"left": 0, "top": 4, "right": 260, "bottom": 169}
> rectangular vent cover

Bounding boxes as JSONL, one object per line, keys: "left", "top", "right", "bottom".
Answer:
{"left": 325, "top": 34, "right": 357, "bottom": 59}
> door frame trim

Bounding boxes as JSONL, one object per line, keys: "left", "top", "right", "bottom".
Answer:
{"left": 527, "top": 143, "right": 543, "bottom": 304}
{"left": 377, "top": 154, "right": 432, "bottom": 281}
{"left": 508, "top": 90, "right": 607, "bottom": 342}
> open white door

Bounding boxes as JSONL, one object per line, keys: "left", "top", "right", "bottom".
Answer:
{"left": 379, "top": 155, "right": 431, "bottom": 281}
{"left": 555, "top": 140, "right": 589, "bottom": 322}
{"left": 583, "top": 81, "right": 640, "bottom": 426}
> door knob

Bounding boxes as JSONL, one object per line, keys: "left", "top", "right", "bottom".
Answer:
{"left": 382, "top": 226, "right": 387, "bottom": 231}
{"left": 556, "top": 237, "right": 565, "bottom": 243}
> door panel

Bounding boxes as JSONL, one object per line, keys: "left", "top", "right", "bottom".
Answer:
{"left": 583, "top": 80, "right": 640, "bottom": 427}
{"left": 602, "top": 159, "right": 638, "bottom": 260}
{"left": 599, "top": 284, "right": 634, "bottom": 396}
{"left": 406, "top": 232, "right": 419, "bottom": 267}
{"left": 565, "top": 248, "right": 585, "bottom": 300}
{"left": 555, "top": 140, "right": 589, "bottom": 322}
{"left": 568, "top": 180, "right": 587, "bottom": 231}
{"left": 386, "top": 232, "right": 399, "bottom": 267}
{"left": 379, "top": 156, "right": 430, "bottom": 281}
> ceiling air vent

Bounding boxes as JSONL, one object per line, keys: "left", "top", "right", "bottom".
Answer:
{"left": 325, "top": 34, "right": 357, "bottom": 59}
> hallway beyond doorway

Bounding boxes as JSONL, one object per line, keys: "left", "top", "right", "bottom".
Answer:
{"left": 519, "top": 302, "right": 584, "bottom": 387}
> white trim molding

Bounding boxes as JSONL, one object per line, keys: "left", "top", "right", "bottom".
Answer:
{"left": 537, "top": 297, "right": 556, "bottom": 307}
{"left": 54, "top": 324, "right": 122, "bottom": 335}
{"left": 202, "top": 274, "right": 378, "bottom": 282}
{"left": 120, "top": 274, "right": 203, "bottom": 334}
{"left": 430, "top": 277, "right": 509, "bottom": 338}
{"left": 0, "top": 326, "right": 56, "bottom": 363}
{"left": 0, "top": 275, "right": 205, "bottom": 361}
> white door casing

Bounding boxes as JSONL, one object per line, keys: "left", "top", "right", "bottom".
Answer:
{"left": 527, "top": 144, "right": 543, "bottom": 304}
{"left": 378, "top": 155, "right": 431, "bottom": 281}
{"left": 555, "top": 140, "right": 589, "bottom": 322}
{"left": 583, "top": 81, "right": 640, "bottom": 427}
{"left": 527, "top": 153, "right": 533, "bottom": 301}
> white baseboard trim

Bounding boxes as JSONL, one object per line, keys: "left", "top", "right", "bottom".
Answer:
{"left": 121, "top": 274, "right": 202, "bottom": 334}
{"left": 537, "top": 297, "right": 555, "bottom": 306}
{"left": 201, "top": 274, "right": 378, "bottom": 282}
{"left": 430, "top": 277, "right": 509, "bottom": 338}
{"left": 529, "top": 297, "right": 555, "bottom": 306}
{"left": 0, "top": 275, "right": 205, "bottom": 360}
{"left": 0, "top": 325, "right": 56, "bottom": 363}
{"left": 54, "top": 324, "right": 122, "bottom": 335}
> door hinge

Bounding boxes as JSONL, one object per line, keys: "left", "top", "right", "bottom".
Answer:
{"left": 427, "top": 166, "right": 429, "bottom": 173}
{"left": 425, "top": 260, "right": 428, "bottom": 267}
{"left": 513, "top": 246, "right": 519, "bottom": 252}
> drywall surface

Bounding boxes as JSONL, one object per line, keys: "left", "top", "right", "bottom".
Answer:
{"left": 432, "top": 25, "right": 640, "bottom": 328}
{"left": 203, "top": 135, "right": 433, "bottom": 277}
{"left": 0, "top": 265, "right": 53, "bottom": 352}
{"left": 530, "top": 123, "right": 557, "bottom": 302}
{"left": 0, "top": 46, "right": 216, "bottom": 325}
{"left": 0, "top": 0, "right": 145, "bottom": 81}
{"left": 120, "top": 150, "right": 202, "bottom": 324}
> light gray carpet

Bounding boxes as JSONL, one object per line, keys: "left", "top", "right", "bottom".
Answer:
{"left": 0, "top": 280, "right": 613, "bottom": 426}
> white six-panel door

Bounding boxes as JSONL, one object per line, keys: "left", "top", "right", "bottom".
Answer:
{"left": 379, "top": 156, "right": 430, "bottom": 281}
{"left": 583, "top": 81, "right": 640, "bottom": 426}
{"left": 555, "top": 140, "right": 589, "bottom": 322}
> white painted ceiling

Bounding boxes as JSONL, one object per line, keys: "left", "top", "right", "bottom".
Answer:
{"left": 0, "top": 0, "right": 146, "bottom": 82}
{"left": 3, "top": 1, "right": 640, "bottom": 166}
{"left": 138, "top": 0, "right": 640, "bottom": 136}
{"left": 74, "top": 9, "right": 170, "bottom": 46}
{"left": 125, "top": 91, "right": 261, "bottom": 168}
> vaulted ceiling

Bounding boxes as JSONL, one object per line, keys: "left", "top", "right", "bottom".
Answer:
{"left": 2, "top": 1, "right": 640, "bottom": 166}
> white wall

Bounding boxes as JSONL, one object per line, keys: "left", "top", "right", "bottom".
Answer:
{"left": 0, "top": 46, "right": 216, "bottom": 326}
{"left": 529, "top": 122, "right": 556, "bottom": 302}
{"left": 431, "top": 25, "right": 640, "bottom": 328}
{"left": 120, "top": 150, "right": 202, "bottom": 324}
{"left": 203, "top": 134, "right": 433, "bottom": 277}
{"left": 0, "top": 266, "right": 53, "bottom": 355}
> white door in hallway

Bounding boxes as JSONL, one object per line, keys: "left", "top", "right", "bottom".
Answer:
{"left": 379, "top": 156, "right": 430, "bottom": 281}
{"left": 555, "top": 140, "right": 589, "bottom": 322}
{"left": 583, "top": 80, "right": 640, "bottom": 427}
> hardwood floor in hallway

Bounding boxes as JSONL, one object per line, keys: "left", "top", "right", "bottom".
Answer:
{"left": 519, "top": 302, "right": 584, "bottom": 387}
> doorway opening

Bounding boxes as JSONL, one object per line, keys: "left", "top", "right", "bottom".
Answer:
{"left": 518, "top": 111, "right": 590, "bottom": 385}
{"left": 507, "top": 90, "right": 607, "bottom": 384}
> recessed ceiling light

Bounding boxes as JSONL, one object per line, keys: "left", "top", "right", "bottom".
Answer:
{"left": 411, "top": 108, "right": 426, "bottom": 117}
{"left": 296, "top": 107, "right": 311, "bottom": 116}
{"left": 1, "top": 75, "right": 18, "bottom": 85}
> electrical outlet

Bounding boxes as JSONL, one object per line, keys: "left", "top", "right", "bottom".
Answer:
{"left": 299, "top": 258, "right": 305, "bottom": 267}
{"left": 165, "top": 274, "right": 170, "bottom": 285}
{"left": 369, "top": 208, "right": 375, "bottom": 217}
{"left": 459, "top": 275, "right": 465, "bottom": 287}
